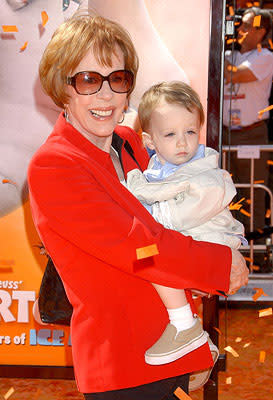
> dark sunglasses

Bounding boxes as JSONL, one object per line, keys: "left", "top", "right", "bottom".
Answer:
{"left": 66, "top": 69, "right": 134, "bottom": 95}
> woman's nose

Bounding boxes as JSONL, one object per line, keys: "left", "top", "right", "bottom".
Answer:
{"left": 97, "top": 81, "right": 113, "bottom": 100}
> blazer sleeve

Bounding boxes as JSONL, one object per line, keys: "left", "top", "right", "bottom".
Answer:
{"left": 28, "top": 153, "right": 232, "bottom": 295}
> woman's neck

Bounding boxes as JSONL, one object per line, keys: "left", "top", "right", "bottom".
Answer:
{"left": 79, "top": 129, "right": 113, "bottom": 153}
{"left": 65, "top": 112, "right": 112, "bottom": 153}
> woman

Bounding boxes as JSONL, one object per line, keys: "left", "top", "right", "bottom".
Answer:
{"left": 28, "top": 12, "right": 248, "bottom": 400}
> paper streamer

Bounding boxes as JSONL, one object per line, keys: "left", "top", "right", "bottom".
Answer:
{"left": 136, "top": 244, "right": 159, "bottom": 260}
{"left": 224, "top": 346, "right": 239, "bottom": 358}
{"left": 2, "top": 25, "right": 18, "bottom": 32}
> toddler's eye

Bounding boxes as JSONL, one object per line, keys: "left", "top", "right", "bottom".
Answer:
{"left": 165, "top": 132, "right": 175, "bottom": 137}
{"left": 186, "top": 130, "right": 196, "bottom": 135}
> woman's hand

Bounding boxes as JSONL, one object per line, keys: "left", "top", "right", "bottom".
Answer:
{"left": 228, "top": 249, "right": 249, "bottom": 295}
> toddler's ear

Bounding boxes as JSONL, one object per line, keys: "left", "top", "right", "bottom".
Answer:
{"left": 142, "top": 132, "right": 155, "bottom": 150}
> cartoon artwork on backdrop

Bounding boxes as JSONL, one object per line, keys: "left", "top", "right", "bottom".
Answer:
{"left": 0, "top": 0, "right": 210, "bottom": 366}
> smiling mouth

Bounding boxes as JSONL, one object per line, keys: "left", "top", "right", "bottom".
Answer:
{"left": 90, "top": 109, "right": 113, "bottom": 118}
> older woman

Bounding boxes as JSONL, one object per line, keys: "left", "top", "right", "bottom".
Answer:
{"left": 28, "top": 12, "right": 248, "bottom": 400}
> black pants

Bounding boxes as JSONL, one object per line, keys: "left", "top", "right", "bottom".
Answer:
{"left": 84, "top": 374, "right": 189, "bottom": 400}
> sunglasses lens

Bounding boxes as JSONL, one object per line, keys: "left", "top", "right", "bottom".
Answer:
{"left": 72, "top": 70, "right": 134, "bottom": 95}
{"left": 109, "top": 70, "right": 134, "bottom": 93}
{"left": 75, "top": 72, "right": 102, "bottom": 95}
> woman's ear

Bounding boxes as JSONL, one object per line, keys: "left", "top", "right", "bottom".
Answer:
{"left": 142, "top": 132, "right": 155, "bottom": 150}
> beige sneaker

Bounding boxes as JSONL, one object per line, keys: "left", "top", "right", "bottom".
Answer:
{"left": 145, "top": 318, "right": 209, "bottom": 365}
{"left": 189, "top": 337, "right": 219, "bottom": 391}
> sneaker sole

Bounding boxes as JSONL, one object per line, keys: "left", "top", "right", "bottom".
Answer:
{"left": 189, "top": 338, "right": 219, "bottom": 391}
{"left": 145, "top": 331, "right": 209, "bottom": 365}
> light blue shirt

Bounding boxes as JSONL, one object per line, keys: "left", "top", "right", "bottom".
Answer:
{"left": 144, "top": 145, "right": 205, "bottom": 182}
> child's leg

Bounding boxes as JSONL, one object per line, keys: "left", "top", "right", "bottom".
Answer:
{"left": 152, "top": 283, "right": 196, "bottom": 332}
{"left": 145, "top": 283, "right": 208, "bottom": 365}
{"left": 152, "top": 283, "right": 188, "bottom": 308}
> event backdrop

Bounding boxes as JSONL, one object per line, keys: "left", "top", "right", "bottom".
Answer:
{"left": 0, "top": 0, "right": 210, "bottom": 367}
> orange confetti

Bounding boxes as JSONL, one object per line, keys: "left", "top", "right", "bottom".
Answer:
{"left": 268, "top": 39, "right": 273, "bottom": 50}
{"left": 246, "top": 199, "right": 251, "bottom": 205}
{"left": 226, "top": 377, "right": 232, "bottom": 384}
{"left": 259, "top": 307, "right": 272, "bottom": 317}
{"left": 2, "top": 179, "right": 16, "bottom": 185}
{"left": 258, "top": 105, "right": 273, "bottom": 115}
{"left": 136, "top": 244, "right": 159, "bottom": 260}
{"left": 226, "top": 38, "right": 237, "bottom": 45}
{"left": 252, "top": 265, "right": 260, "bottom": 271}
{"left": 253, "top": 1, "right": 260, "bottom": 5}
{"left": 265, "top": 209, "right": 271, "bottom": 218}
{"left": 254, "top": 179, "right": 264, "bottom": 184}
{"left": 246, "top": 2, "right": 253, "bottom": 6}
{"left": 227, "top": 65, "right": 238, "bottom": 73}
{"left": 238, "top": 32, "right": 248, "bottom": 44}
{"left": 224, "top": 345, "right": 239, "bottom": 358}
{"left": 259, "top": 350, "right": 266, "bottom": 363}
{"left": 229, "top": 6, "right": 235, "bottom": 16}
{"left": 229, "top": 202, "right": 242, "bottom": 211}
{"left": 2, "top": 25, "right": 18, "bottom": 33}
{"left": 173, "top": 387, "right": 192, "bottom": 400}
{"left": 257, "top": 43, "right": 262, "bottom": 52}
{"left": 257, "top": 228, "right": 263, "bottom": 233}
{"left": 41, "top": 11, "right": 49, "bottom": 27}
{"left": 243, "top": 342, "right": 251, "bottom": 348}
{"left": 238, "top": 37, "right": 246, "bottom": 45}
{"left": 213, "top": 327, "right": 222, "bottom": 335}
{"left": 240, "top": 209, "right": 250, "bottom": 217}
{"left": 229, "top": 197, "right": 245, "bottom": 210}
{"left": 235, "top": 337, "right": 242, "bottom": 343}
{"left": 267, "top": 160, "right": 273, "bottom": 166}
{"left": 4, "top": 388, "right": 15, "bottom": 400}
{"left": 235, "top": 21, "right": 241, "bottom": 26}
{"left": 20, "top": 41, "right": 28, "bottom": 52}
{"left": 253, "top": 15, "right": 261, "bottom": 27}
{"left": 252, "top": 288, "right": 268, "bottom": 302}
{"left": 244, "top": 256, "right": 254, "bottom": 263}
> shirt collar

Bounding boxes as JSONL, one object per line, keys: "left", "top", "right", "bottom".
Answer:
{"left": 144, "top": 144, "right": 205, "bottom": 182}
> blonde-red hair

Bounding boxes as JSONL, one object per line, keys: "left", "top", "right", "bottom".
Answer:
{"left": 39, "top": 13, "right": 139, "bottom": 108}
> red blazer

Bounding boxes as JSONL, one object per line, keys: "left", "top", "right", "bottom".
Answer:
{"left": 28, "top": 113, "right": 231, "bottom": 393}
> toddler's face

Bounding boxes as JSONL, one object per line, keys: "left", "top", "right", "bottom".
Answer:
{"left": 147, "top": 101, "right": 200, "bottom": 165}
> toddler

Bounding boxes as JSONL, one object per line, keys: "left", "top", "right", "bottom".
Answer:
{"left": 127, "top": 81, "right": 245, "bottom": 368}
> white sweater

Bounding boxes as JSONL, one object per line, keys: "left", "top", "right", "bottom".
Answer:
{"left": 127, "top": 147, "right": 244, "bottom": 249}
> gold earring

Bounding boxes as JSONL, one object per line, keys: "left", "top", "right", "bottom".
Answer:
{"left": 118, "top": 112, "right": 125, "bottom": 124}
{"left": 64, "top": 105, "right": 70, "bottom": 122}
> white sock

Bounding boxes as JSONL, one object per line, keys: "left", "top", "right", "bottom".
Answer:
{"left": 167, "top": 304, "right": 196, "bottom": 333}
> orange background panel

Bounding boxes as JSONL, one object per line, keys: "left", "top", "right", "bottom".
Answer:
{"left": 0, "top": 201, "right": 72, "bottom": 366}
